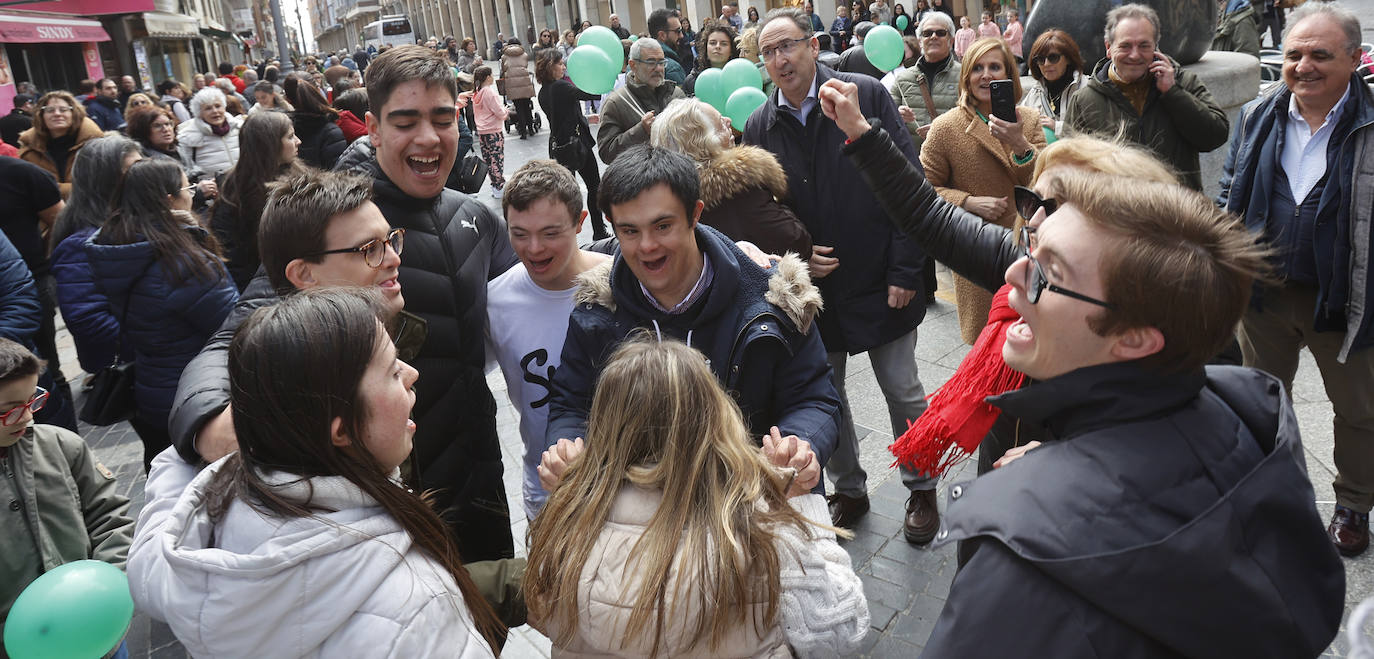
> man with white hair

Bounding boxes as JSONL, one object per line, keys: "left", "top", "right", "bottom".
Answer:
{"left": 1219, "top": 1, "right": 1374, "bottom": 557}
{"left": 890, "top": 11, "right": 960, "bottom": 151}
{"left": 596, "top": 37, "right": 687, "bottom": 164}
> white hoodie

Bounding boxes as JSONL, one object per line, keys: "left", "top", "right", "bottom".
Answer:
{"left": 128, "top": 449, "right": 495, "bottom": 658}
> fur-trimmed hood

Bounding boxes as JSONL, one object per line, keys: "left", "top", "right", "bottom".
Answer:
{"left": 573, "top": 243, "right": 822, "bottom": 333}
{"left": 698, "top": 145, "right": 790, "bottom": 211}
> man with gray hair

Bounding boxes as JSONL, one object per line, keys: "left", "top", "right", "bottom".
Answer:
{"left": 1218, "top": 1, "right": 1374, "bottom": 557}
{"left": 1062, "top": 2, "right": 1229, "bottom": 190}
{"left": 596, "top": 37, "right": 687, "bottom": 164}
{"left": 890, "top": 11, "right": 960, "bottom": 150}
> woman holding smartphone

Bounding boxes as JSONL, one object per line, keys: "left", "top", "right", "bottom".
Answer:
{"left": 919, "top": 37, "right": 1044, "bottom": 345}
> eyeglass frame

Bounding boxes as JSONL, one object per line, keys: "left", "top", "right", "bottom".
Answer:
{"left": 919, "top": 28, "right": 950, "bottom": 38}
{"left": 760, "top": 36, "right": 811, "bottom": 61}
{"left": 631, "top": 57, "right": 668, "bottom": 67}
{"left": 1013, "top": 185, "right": 1059, "bottom": 222}
{"left": 304, "top": 228, "right": 406, "bottom": 268}
{"left": 40, "top": 106, "right": 74, "bottom": 115}
{"left": 1033, "top": 52, "right": 1064, "bottom": 65}
{"left": 1017, "top": 224, "right": 1116, "bottom": 310}
{"left": 0, "top": 387, "right": 48, "bottom": 426}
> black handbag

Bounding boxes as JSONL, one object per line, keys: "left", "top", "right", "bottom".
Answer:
{"left": 455, "top": 153, "right": 489, "bottom": 194}
{"left": 550, "top": 125, "right": 589, "bottom": 169}
{"left": 79, "top": 266, "right": 149, "bottom": 426}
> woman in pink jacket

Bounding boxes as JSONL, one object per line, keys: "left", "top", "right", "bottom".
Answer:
{"left": 470, "top": 66, "right": 509, "bottom": 199}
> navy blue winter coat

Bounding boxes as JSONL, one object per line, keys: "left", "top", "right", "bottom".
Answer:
{"left": 546, "top": 224, "right": 841, "bottom": 469}
{"left": 0, "top": 229, "right": 40, "bottom": 347}
{"left": 51, "top": 227, "right": 126, "bottom": 373}
{"left": 742, "top": 64, "right": 927, "bottom": 355}
{"left": 84, "top": 223, "right": 237, "bottom": 431}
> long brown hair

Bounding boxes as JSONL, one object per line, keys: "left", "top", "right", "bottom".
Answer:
{"left": 96, "top": 158, "right": 226, "bottom": 284}
{"left": 33, "top": 91, "right": 87, "bottom": 141}
{"left": 524, "top": 335, "right": 824, "bottom": 657}
{"left": 217, "top": 110, "right": 304, "bottom": 273}
{"left": 212, "top": 288, "right": 506, "bottom": 652}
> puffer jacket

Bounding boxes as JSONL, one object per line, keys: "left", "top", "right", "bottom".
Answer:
{"left": 51, "top": 227, "right": 126, "bottom": 373}
{"left": 500, "top": 45, "right": 535, "bottom": 100}
{"left": 16, "top": 118, "right": 105, "bottom": 199}
{"left": 128, "top": 450, "right": 496, "bottom": 659}
{"left": 1, "top": 424, "right": 133, "bottom": 651}
{"left": 924, "top": 362, "right": 1345, "bottom": 658}
{"left": 596, "top": 76, "right": 686, "bottom": 164}
{"left": 889, "top": 56, "right": 960, "bottom": 151}
{"left": 1062, "top": 56, "right": 1229, "bottom": 191}
{"left": 1213, "top": 0, "right": 1262, "bottom": 59}
{"left": 697, "top": 145, "right": 811, "bottom": 258}
{"left": 546, "top": 224, "right": 840, "bottom": 470}
{"left": 1019, "top": 71, "right": 1085, "bottom": 136}
{"left": 334, "top": 130, "right": 474, "bottom": 189}
{"left": 84, "top": 222, "right": 238, "bottom": 430}
{"left": 177, "top": 114, "right": 243, "bottom": 178}
{"left": 1218, "top": 74, "right": 1374, "bottom": 362}
{"left": 539, "top": 487, "right": 867, "bottom": 657}
{"left": 291, "top": 111, "right": 346, "bottom": 170}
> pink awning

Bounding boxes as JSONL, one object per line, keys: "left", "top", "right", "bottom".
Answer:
{"left": 0, "top": 14, "right": 110, "bottom": 43}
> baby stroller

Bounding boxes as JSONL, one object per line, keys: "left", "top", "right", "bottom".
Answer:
{"left": 496, "top": 77, "right": 542, "bottom": 136}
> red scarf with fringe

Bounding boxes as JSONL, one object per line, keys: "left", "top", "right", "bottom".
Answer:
{"left": 890, "top": 284, "right": 1026, "bottom": 477}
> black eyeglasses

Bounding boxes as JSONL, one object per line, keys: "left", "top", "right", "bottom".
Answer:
{"left": 761, "top": 37, "right": 810, "bottom": 61}
{"left": 1017, "top": 225, "right": 1115, "bottom": 309}
{"left": 1033, "top": 52, "right": 1064, "bottom": 65}
{"left": 920, "top": 29, "right": 949, "bottom": 38}
{"left": 0, "top": 387, "right": 47, "bottom": 426}
{"left": 1014, "top": 185, "right": 1058, "bottom": 221}
{"left": 306, "top": 228, "right": 405, "bottom": 268}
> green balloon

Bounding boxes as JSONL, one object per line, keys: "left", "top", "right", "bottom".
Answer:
{"left": 628, "top": 34, "right": 639, "bottom": 41}
{"left": 4, "top": 560, "right": 133, "bottom": 659}
{"left": 566, "top": 47, "right": 618, "bottom": 95}
{"left": 720, "top": 57, "right": 763, "bottom": 93}
{"left": 864, "top": 24, "right": 905, "bottom": 72}
{"left": 695, "top": 67, "right": 728, "bottom": 112}
{"left": 576, "top": 25, "right": 625, "bottom": 71}
{"left": 896, "top": 15, "right": 909, "bottom": 31}
{"left": 724, "top": 86, "right": 768, "bottom": 131}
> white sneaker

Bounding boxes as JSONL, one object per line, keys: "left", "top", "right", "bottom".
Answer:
{"left": 492, "top": 188, "right": 503, "bottom": 199}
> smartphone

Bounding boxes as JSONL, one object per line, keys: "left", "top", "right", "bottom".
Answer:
{"left": 990, "top": 80, "right": 1016, "bottom": 123}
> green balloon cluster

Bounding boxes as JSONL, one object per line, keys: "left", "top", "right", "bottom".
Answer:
{"left": 4, "top": 560, "right": 134, "bottom": 659}
{"left": 696, "top": 58, "right": 767, "bottom": 128}
{"left": 567, "top": 26, "right": 625, "bottom": 94}
{"left": 896, "top": 15, "right": 909, "bottom": 31}
{"left": 864, "top": 24, "right": 905, "bottom": 72}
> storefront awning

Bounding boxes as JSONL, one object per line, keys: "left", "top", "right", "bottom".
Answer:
{"left": 142, "top": 10, "right": 197, "bottom": 39}
{"left": 0, "top": 12, "right": 109, "bottom": 42}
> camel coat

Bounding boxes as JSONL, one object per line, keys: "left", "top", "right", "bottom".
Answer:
{"left": 920, "top": 104, "right": 1045, "bottom": 344}
{"left": 16, "top": 117, "right": 105, "bottom": 199}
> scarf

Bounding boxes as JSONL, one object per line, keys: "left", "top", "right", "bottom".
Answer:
{"left": 890, "top": 284, "right": 1026, "bottom": 477}
{"left": 211, "top": 121, "right": 231, "bottom": 136}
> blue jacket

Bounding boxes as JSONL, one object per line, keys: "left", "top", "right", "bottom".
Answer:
{"left": 82, "top": 95, "right": 124, "bottom": 132}
{"left": 84, "top": 225, "right": 237, "bottom": 428}
{"left": 1218, "top": 75, "right": 1374, "bottom": 362}
{"left": 546, "top": 224, "right": 841, "bottom": 470}
{"left": 0, "top": 229, "right": 40, "bottom": 347}
{"left": 51, "top": 227, "right": 125, "bottom": 373}
{"left": 743, "top": 64, "right": 927, "bottom": 354}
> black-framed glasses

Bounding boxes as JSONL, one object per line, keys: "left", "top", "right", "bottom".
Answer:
{"left": 1017, "top": 225, "right": 1115, "bottom": 310}
{"left": 920, "top": 29, "right": 949, "bottom": 38}
{"left": 0, "top": 387, "right": 48, "bottom": 426}
{"left": 306, "top": 228, "right": 405, "bottom": 268}
{"left": 1014, "top": 185, "right": 1058, "bottom": 221}
{"left": 1033, "top": 52, "right": 1063, "bottom": 65}
{"left": 760, "top": 37, "right": 810, "bottom": 61}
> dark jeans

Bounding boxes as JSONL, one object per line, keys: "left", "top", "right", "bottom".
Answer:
{"left": 571, "top": 150, "right": 606, "bottom": 237}
{"left": 34, "top": 273, "right": 64, "bottom": 386}
{"left": 131, "top": 415, "right": 171, "bottom": 473}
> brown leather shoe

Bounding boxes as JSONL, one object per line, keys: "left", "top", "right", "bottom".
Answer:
{"left": 904, "top": 489, "right": 940, "bottom": 545}
{"left": 1329, "top": 506, "right": 1370, "bottom": 557}
{"left": 827, "top": 493, "right": 870, "bottom": 528}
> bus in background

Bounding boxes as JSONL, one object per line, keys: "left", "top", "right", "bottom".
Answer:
{"left": 362, "top": 15, "right": 415, "bottom": 50}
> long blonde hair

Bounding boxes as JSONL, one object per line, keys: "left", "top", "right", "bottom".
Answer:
{"left": 524, "top": 335, "right": 815, "bottom": 657}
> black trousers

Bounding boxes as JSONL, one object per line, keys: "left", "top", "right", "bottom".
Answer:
{"left": 573, "top": 152, "right": 606, "bottom": 237}
{"left": 512, "top": 98, "right": 534, "bottom": 136}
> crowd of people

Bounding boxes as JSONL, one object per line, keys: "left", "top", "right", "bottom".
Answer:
{"left": 0, "top": 0, "right": 1371, "bottom": 656}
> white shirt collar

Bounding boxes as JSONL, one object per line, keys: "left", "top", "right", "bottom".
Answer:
{"left": 1287, "top": 83, "right": 1353, "bottom": 127}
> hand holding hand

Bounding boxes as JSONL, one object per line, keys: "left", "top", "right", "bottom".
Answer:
{"left": 195, "top": 405, "right": 238, "bottom": 463}
{"left": 1149, "top": 53, "right": 1175, "bottom": 93}
{"left": 537, "top": 437, "right": 585, "bottom": 491}
{"left": 993, "top": 441, "right": 1042, "bottom": 469}
{"left": 808, "top": 245, "right": 839, "bottom": 278}
{"left": 818, "top": 79, "right": 871, "bottom": 140}
{"left": 962, "top": 195, "right": 1008, "bottom": 221}
{"left": 762, "top": 426, "right": 820, "bottom": 497}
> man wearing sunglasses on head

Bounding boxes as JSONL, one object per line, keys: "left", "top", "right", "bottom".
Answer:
{"left": 890, "top": 12, "right": 960, "bottom": 151}
{"left": 818, "top": 77, "right": 1345, "bottom": 657}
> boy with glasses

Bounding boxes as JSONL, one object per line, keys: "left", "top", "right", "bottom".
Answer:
{"left": 0, "top": 337, "right": 134, "bottom": 657}
{"left": 596, "top": 37, "right": 686, "bottom": 164}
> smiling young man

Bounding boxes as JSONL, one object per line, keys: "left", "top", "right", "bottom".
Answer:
{"left": 485, "top": 160, "right": 610, "bottom": 520}
{"left": 820, "top": 78, "right": 1346, "bottom": 656}
{"left": 545, "top": 144, "right": 840, "bottom": 478}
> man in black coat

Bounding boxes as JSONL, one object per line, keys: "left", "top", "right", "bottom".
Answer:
{"left": 745, "top": 8, "right": 934, "bottom": 543}
{"left": 835, "top": 21, "right": 885, "bottom": 80}
{"left": 0, "top": 94, "right": 35, "bottom": 148}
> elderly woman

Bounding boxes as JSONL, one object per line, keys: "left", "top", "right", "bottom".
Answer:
{"left": 651, "top": 98, "right": 810, "bottom": 257}
{"left": 178, "top": 87, "right": 242, "bottom": 178}
{"left": 683, "top": 24, "right": 739, "bottom": 95}
{"left": 17, "top": 91, "right": 105, "bottom": 199}
{"left": 920, "top": 37, "right": 1045, "bottom": 344}
{"left": 1018, "top": 29, "right": 1085, "bottom": 141}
